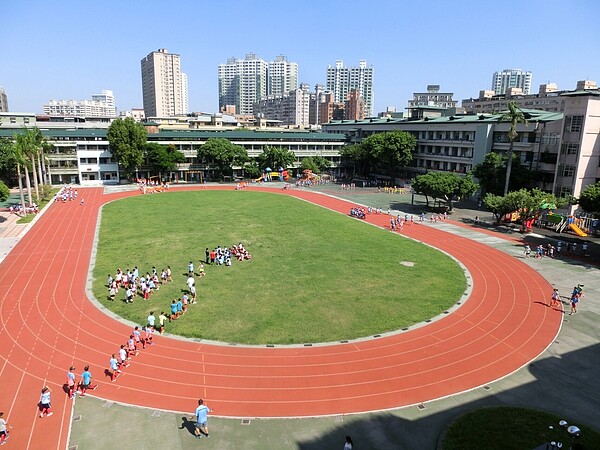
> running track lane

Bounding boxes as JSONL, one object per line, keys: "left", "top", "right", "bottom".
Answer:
{"left": 0, "top": 186, "right": 562, "bottom": 449}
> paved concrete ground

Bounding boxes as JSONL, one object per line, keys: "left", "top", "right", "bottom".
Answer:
{"left": 13, "top": 183, "right": 598, "bottom": 449}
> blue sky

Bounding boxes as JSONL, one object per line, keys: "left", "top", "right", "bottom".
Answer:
{"left": 3, "top": 0, "right": 598, "bottom": 115}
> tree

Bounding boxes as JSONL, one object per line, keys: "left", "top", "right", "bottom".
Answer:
{"left": 14, "top": 133, "right": 33, "bottom": 204}
{"left": 300, "top": 157, "right": 319, "bottom": 173}
{"left": 145, "top": 143, "right": 185, "bottom": 178}
{"left": 0, "top": 180, "right": 9, "bottom": 202}
{"left": 361, "top": 130, "right": 416, "bottom": 179}
{"left": 107, "top": 117, "right": 147, "bottom": 179}
{"left": 500, "top": 101, "right": 527, "bottom": 196}
{"left": 412, "top": 172, "right": 478, "bottom": 211}
{"left": 242, "top": 161, "right": 261, "bottom": 179}
{"left": 312, "top": 155, "right": 331, "bottom": 173}
{"left": 339, "top": 144, "right": 370, "bottom": 177}
{"left": 472, "top": 152, "right": 535, "bottom": 196}
{"left": 578, "top": 182, "right": 600, "bottom": 213}
{"left": 256, "top": 146, "right": 295, "bottom": 170}
{"left": 197, "top": 138, "right": 249, "bottom": 179}
{"left": 0, "top": 137, "right": 27, "bottom": 211}
{"left": 484, "top": 188, "right": 566, "bottom": 228}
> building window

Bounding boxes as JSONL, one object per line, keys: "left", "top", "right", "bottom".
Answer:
{"left": 558, "top": 186, "right": 572, "bottom": 198}
{"left": 561, "top": 165, "right": 575, "bottom": 177}
{"left": 560, "top": 143, "right": 579, "bottom": 155}
{"left": 564, "top": 115, "right": 583, "bottom": 133}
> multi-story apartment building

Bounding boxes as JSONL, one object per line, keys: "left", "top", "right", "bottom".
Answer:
{"left": 344, "top": 90, "right": 365, "bottom": 121}
{"left": 408, "top": 85, "right": 457, "bottom": 109}
{"left": 0, "top": 114, "right": 346, "bottom": 185}
{"left": 492, "top": 68, "right": 533, "bottom": 95}
{"left": 326, "top": 60, "right": 374, "bottom": 118}
{"left": 43, "top": 90, "right": 117, "bottom": 117}
{"left": 0, "top": 86, "right": 8, "bottom": 112}
{"left": 141, "top": 49, "right": 188, "bottom": 117}
{"left": 218, "top": 53, "right": 269, "bottom": 115}
{"left": 268, "top": 55, "right": 298, "bottom": 97}
{"left": 309, "top": 84, "right": 325, "bottom": 126}
{"left": 254, "top": 83, "right": 311, "bottom": 127}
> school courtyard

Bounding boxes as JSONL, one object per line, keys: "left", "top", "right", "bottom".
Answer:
{"left": 0, "top": 183, "right": 598, "bottom": 449}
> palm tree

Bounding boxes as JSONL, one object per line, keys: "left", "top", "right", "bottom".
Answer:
{"left": 14, "top": 133, "right": 34, "bottom": 205}
{"left": 2, "top": 138, "right": 28, "bottom": 213}
{"left": 501, "top": 101, "right": 527, "bottom": 196}
{"left": 24, "top": 128, "right": 43, "bottom": 201}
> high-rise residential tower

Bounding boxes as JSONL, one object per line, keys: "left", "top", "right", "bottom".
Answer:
{"left": 141, "top": 49, "right": 188, "bottom": 117}
{"left": 326, "top": 60, "right": 374, "bottom": 117}
{"left": 0, "top": 87, "right": 8, "bottom": 112}
{"left": 218, "top": 53, "right": 269, "bottom": 115}
{"left": 492, "top": 68, "right": 533, "bottom": 95}
{"left": 268, "top": 55, "right": 298, "bottom": 97}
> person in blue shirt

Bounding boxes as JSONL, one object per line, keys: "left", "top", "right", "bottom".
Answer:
{"left": 188, "top": 261, "right": 194, "bottom": 276}
{"left": 176, "top": 298, "right": 183, "bottom": 316}
{"left": 170, "top": 299, "right": 178, "bottom": 321}
{"left": 191, "top": 399, "right": 211, "bottom": 438}
{"left": 80, "top": 365, "right": 96, "bottom": 397}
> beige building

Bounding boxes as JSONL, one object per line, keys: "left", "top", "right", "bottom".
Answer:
{"left": 141, "top": 49, "right": 188, "bottom": 117}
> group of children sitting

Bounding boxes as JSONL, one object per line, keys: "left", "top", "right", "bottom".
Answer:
{"left": 349, "top": 207, "right": 367, "bottom": 219}
{"left": 107, "top": 325, "right": 155, "bottom": 382}
{"left": 206, "top": 243, "right": 252, "bottom": 266}
{"left": 108, "top": 265, "right": 173, "bottom": 303}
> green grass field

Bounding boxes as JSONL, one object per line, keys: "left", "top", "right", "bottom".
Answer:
{"left": 92, "top": 190, "right": 466, "bottom": 344}
{"left": 442, "top": 407, "right": 600, "bottom": 450}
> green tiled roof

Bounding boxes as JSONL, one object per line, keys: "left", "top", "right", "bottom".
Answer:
{"left": 0, "top": 127, "right": 345, "bottom": 142}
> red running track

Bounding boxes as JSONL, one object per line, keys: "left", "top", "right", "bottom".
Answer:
{"left": 0, "top": 186, "right": 562, "bottom": 449}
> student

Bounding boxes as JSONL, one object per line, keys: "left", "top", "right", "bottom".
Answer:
{"left": 147, "top": 311, "right": 156, "bottom": 329}
{"left": 198, "top": 262, "right": 205, "bottom": 277}
{"left": 166, "top": 266, "right": 173, "bottom": 282}
{"left": 190, "top": 285, "right": 197, "bottom": 303}
{"left": 550, "top": 288, "right": 560, "bottom": 308}
{"left": 118, "top": 345, "right": 130, "bottom": 368}
{"left": 133, "top": 326, "right": 145, "bottom": 349}
{"left": 159, "top": 311, "right": 168, "bottom": 334}
{"left": 66, "top": 366, "right": 76, "bottom": 399}
{"left": 127, "top": 335, "right": 138, "bottom": 357}
{"left": 176, "top": 298, "right": 183, "bottom": 316}
{"left": 0, "top": 412, "right": 9, "bottom": 445}
{"left": 170, "top": 300, "right": 178, "bottom": 321}
{"left": 188, "top": 261, "right": 194, "bottom": 276}
{"left": 79, "top": 366, "right": 96, "bottom": 397}
{"left": 109, "top": 354, "right": 120, "bottom": 382}
{"left": 144, "top": 325, "right": 154, "bottom": 346}
{"left": 39, "top": 386, "right": 53, "bottom": 417}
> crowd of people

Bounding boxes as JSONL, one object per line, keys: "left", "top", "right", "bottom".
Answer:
{"left": 106, "top": 325, "right": 155, "bottom": 382}
{"left": 7, "top": 203, "right": 38, "bottom": 215}
{"left": 349, "top": 207, "right": 366, "bottom": 219}
{"left": 206, "top": 243, "right": 252, "bottom": 266}
{"left": 108, "top": 266, "right": 176, "bottom": 303}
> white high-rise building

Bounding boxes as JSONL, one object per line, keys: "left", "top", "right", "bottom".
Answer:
{"left": 268, "top": 55, "right": 298, "bottom": 97}
{"left": 141, "top": 49, "right": 188, "bottom": 117}
{"left": 181, "top": 73, "right": 189, "bottom": 114}
{"left": 218, "top": 53, "right": 270, "bottom": 115}
{"left": 43, "top": 90, "right": 116, "bottom": 117}
{"left": 326, "top": 60, "right": 374, "bottom": 117}
{"left": 0, "top": 86, "right": 8, "bottom": 112}
{"left": 492, "top": 68, "right": 533, "bottom": 95}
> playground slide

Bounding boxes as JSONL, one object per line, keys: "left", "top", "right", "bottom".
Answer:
{"left": 569, "top": 223, "right": 588, "bottom": 237}
{"left": 255, "top": 176, "right": 264, "bottom": 182}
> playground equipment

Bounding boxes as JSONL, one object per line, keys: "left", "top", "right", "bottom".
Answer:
{"left": 256, "top": 169, "right": 289, "bottom": 182}
{"left": 546, "top": 212, "right": 591, "bottom": 236}
{"left": 300, "top": 169, "right": 319, "bottom": 182}
{"left": 569, "top": 223, "right": 588, "bottom": 237}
